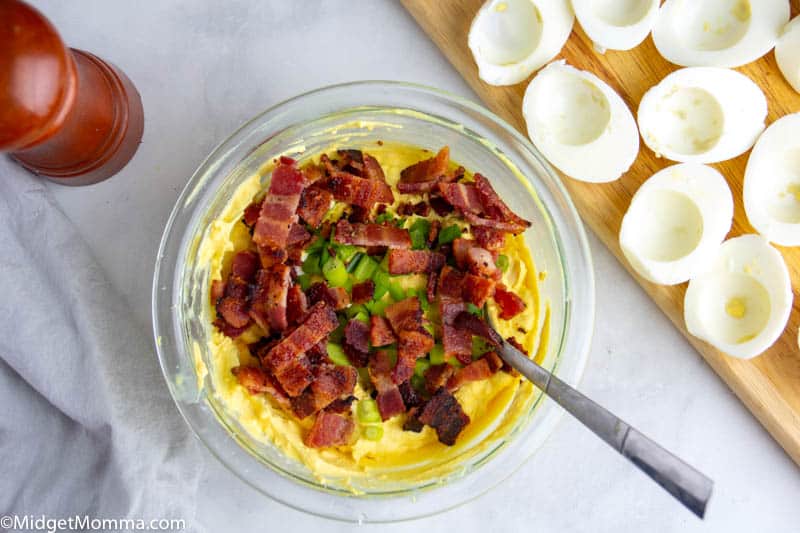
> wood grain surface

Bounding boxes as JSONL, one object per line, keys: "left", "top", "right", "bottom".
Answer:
{"left": 401, "top": 0, "right": 800, "bottom": 465}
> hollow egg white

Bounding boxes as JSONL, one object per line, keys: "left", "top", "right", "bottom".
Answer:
{"left": 637, "top": 67, "right": 767, "bottom": 164}
{"left": 468, "top": 0, "right": 574, "bottom": 86}
{"left": 572, "top": 0, "right": 659, "bottom": 52}
{"left": 776, "top": 16, "right": 800, "bottom": 93}
{"left": 522, "top": 60, "right": 639, "bottom": 182}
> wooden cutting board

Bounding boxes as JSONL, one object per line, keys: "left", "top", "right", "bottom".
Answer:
{"left": 402, "top": 0, "right": 800, "bottom": 465}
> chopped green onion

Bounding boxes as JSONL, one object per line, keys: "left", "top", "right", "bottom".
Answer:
{"left": 357, "top": 367, "right": 370, "bottom": 385}
{"left": 357, "top": 398, "right": 382, "bottom": 424}
{"left": 414, "top": 358, "right": 431, "bottom": 377}
{"left": 447, "top": 357, "right": 464, "bottom": 369}
{"left": 323, "top": 257, "right": 348, "bottom": 287}
{"left": 417, "top": 289, "right": 430, "bottom": 312}
{"left": 388, "top": 282, "right": 406, "bottom": 301}
{"left": 363, "top": 424, "right": 384, "bottom": 441}
{"left": 409, "top": 218, "right": 431, "bottom": 250}
{"left": 296, "top": 274, "right": 312, "bottom": 291}
{"left": 329, "top": 319, "right": 346, "bottom": 343}
{"left": 366, "top": 297, "right": 390, "bottom": 316}
{"left": 466, "top": 303, "right": 483, "bottom": 316}
{"left": 423, "top": 322, "right": 435, "bottom": 337}
{"left": 319, "top": 248, "right": 331, "bottom": 269}
{"left": 379, "top": 254, "right": 390, "bottom": 272}
{"left": 354, "top": 312, "right": 370, "bottom": 324}
{"left": 411, "top": 374, "right": 425, "bottom": 392}
{"left": 346, "top": 304, "right": 369, "bottom": 319}
{"left": 496, "top": 254, "right": 509, "bottom": 273}
{"left": 352, "top": 255, "right": 378, "bottom": 282}
{"left": 438, "top": 225, "right": 462, "bottom": 245}
{"left": 306, "top": 235, "right": 326, "bottom": 253}
{"left": 302, "top": 253, "right": 321, "bottom": 275}
{"left": 374, "top": 212, "right": 395, "bottom": 225}
{"left": 429, "top": 344, "right": 445, "bottom": 365}
{"left": 373, "top": 270, "right": 390, "bottom": 300}
{"left": 337, "top": 245, "right": 360, "bottom": 263}
{"left": 472, "top": 337, "right": 491, "bottom": 358}
{"left": 327, "top": 342, "right": 351, "bottom": 366}
{"left": 346, "top": 252, "right": 364, "bottom": 272}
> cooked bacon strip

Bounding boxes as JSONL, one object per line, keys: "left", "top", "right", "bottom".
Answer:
{"left": 482, "top": 351, "right": 504, "bottom": 373}
{"left": 462, "top": 274, "right": 495, "bottom": 307}
{"left": 397, "top": 147, "right": 449, "bottom": 193}
{"left": 446, "top": 358, "right": 493, "bottom": 391}
{"left": 264, "top": 302, "right": 338, "bottom": 376}
{"left": 493, "top": 285, "right": 527, "bottom": 319}
{"left": 453, "top": 312, "right": 504, "bottom": 348}
{"left": 451, "top": 238, "right": 473, "bottom": 268}
{"left": 286, "top": 285, "right": 308, "bottom": 327}
{"left": 437, "top": 266, "right": 465, "bottom": 299}
{"left": 370, "top": 316, "right": 396, "bottom": 347}
{"left": 472, "top": 226, "right": 506, "bottom": 253}
{"left": 463, "top": 212, "right": 530, "bottom": 234}
{"left": 231, "top": 365, "right": 290, "bottom": 408}
{"left": 273, "top": 356, "right": 313, "bottom": 397}
{"left": 242, "top": 198, "right": 264, "bottom": 228}
{"left": 387, "top": 249, "right": 445, "bottom": 275}
{"left": 429, "top": 195, "right": 454, "bottom": 217}
{"left": 210, "top": 279, "right": 226, "bottom": 304}
{"left": 440, "top": 298, "right": 472, "bottom": 365}
{"left": 256, "top": 245, "right": 288, "bottom": 268}
{"left": 348, "top": 205, "right": 370, "bottom": 224}
{"left": 291, "top": 364, "right": 358, "bottom": 419}
{"left": 307, "top": 340, "right": 330, "bottom": 367}
{"left": 253, "top": 158, "right": 306, "bottom": 249}
{"left": 473, "top": 174, "right": 531, "bottom": 233}
{"left": 345, "top": 319, "right": 370, "bottom": 354}
{"left": 394, "top": 329, "right": 434, "bottom": 384}
{"left": 362, "top": 154, "right": 386, "bottom": 182}
{"left": 306, "top": 281, "right": 350, "bottom": 310}
{"left": 304, "top": 411, "right": 354, "bottom": 448}
{"left": 369, "top": 350, "right": 406, "bottom": 420}
{"left": 249, "top": 265, "right": 291, "bottom": 333}
{"left": 419, "top": 388, "right": 470, "bottom": 446}
{"left": 437, "top": 182, "right": 483, "bottom": 214}
{"left": 231, "top": 250, "right": 259, "bottom": 280}
{"left": 287, "top": 223, "right": 311, "bottom": 246}
{"left": 424, "top": 364, "right": 454, "bottom": 395}
{"left": 297, "top": 186, "right": 332, "bottom": 227}
{"left": 333, "top": 220, "right": 411, "bottom": 249}
{"left": 351, "top": 280, "right": 375, "bottom": 304}
{"left": 466, "top": 246, "right": 501, "bottom": 280}
{"left": 327, "top": 171, "right": 394, "bottom": 208}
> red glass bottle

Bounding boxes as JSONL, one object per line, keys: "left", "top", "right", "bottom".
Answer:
{"left": 0, "top": 0, "right": 144, "bottom": 185}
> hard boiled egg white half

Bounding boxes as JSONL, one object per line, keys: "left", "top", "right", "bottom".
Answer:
{"left": 776, "top": 16, "right": 800, "bottom": 94}
{"left": 522, "top": 60, "right": 639, "bottom": 182}
{"left": 637, "top": 67, "right": 767, "bottom": 164}
{"left": 744, "top": 113, "right": 800, "bottom": 247}
{"left": 572, "top": 0, "right": 659, "bottom": 52}
{"left": 685, "top": 235, "right": 792, "bottom": 359}
{"left": 620, "top": 163, "right": 733, "bottom": 285}
{"left": 468, "top": 0, "right": 574, "bottom": 86}
{"left": 653, "top": 0, "right": 790, "bottom": 68}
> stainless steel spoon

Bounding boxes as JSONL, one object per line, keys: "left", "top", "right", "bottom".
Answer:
{"left": 457, "top": 312, "right": 714, "bottom": 518}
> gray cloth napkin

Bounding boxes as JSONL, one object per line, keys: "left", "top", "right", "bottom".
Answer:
{"left": 0, "top": 163, "right": 203, "bottom": 528}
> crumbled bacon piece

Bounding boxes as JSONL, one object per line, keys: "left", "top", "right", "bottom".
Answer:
{"left": 256, "top": 245, "right": 288, "bottom": 268}
{"left": 304, "top": 411, "right": 354, "bottom": 448}
{"left": 397, "top": 147, "right": 450, "bottom": 193}
{"left": 242, "top": 198, "right": 264, "bottom": 228}
{"left": 387, "top": 249, "right": 446, "bottom": 275}
{"left": 493, "top": 285, "right": 527, "bottom": 320}
{"left": 437, "top": 182, "right": 483, "bottom": 214}
{"left": 217, "top": 295, "right": 250, "bottom": 329}
{"left": 273, "top": 356, "right": 313, "bottom": 397}
{"left": 424, "top": 364, "right": 454, "bottom": 395}
{"left": 264, "top": 302, "right": 338, "bottom": 377}
{"left": 362, "top": 154, "right": 386, "bottom": 182}
{"left": 306, "top": 281, "right": 350, "bottom": 310}
{"left": 399, "top": 380, "right": 422, "bottom": 409}
{"left": 369, "top": 350, "right": 406, "bottom": 420}
{"left": 345, "top": 320, "right": 370, "bottom": 354}
{"left": 231, "top": 250, "right": 259, "bottom": 280}
{"left": 395, "top": 329, "right": 434, "bottom": 384}
{"left": 231, "top": 365, "right": 290, "bottom": 408}
{"left": 403, "top": 408, "right": 425, "bottom": 433}
{"left": 333, "top": 220, "right": 411, "bottom": 249}
{"left": 326, "top": 395, "right": 356, "bottom": 414}
{"left": 253, "top": 158, "right": 306, "bottom": 250}
{"left": 297, "top": 186, "right": 332, "bottom": 227}
{"left": 307, "top": 340, "right": 330, "bottom": 367}
{"left": 446, "top": 358, "right": 493, "bottom": 391}
{"left": 427, "top": 220, "right": 440, "bottom": 247}
{"left": 439, "top": 298, "right": 472, "bottom": 365}
{"left": 466, "top": 246, "right": 501, "bottom": 280}
{"left": 250, "top": 265, "right": 291, "bottom": 333}
{"left": 419, "top": 388, "right": 470, "bottom": 446}
{"left": 429, "top": 195, "right": 454, "bottom": 217}
{"left": 213, "top": 318, "right": 250, "bottom": 338}
{"left": 370, "top": 316, "right": 396, "bottom": 347}
{"left": 473, "top": 174, "right": 531, "bottom": 233}
{"left": 385, "top": 297, "right": 423, "bottom": 334}
{"left": 451, "top": 238, "right": 473, "bottom": 268}
{"left": 287, "top": 223, "right": 311, "bottom": 246}
{"left": 344, "top": 342, "right": 370, "bottom": 368}
{"left": 351, "top": 280, "right": 375, "bottom": 304}
{"left": 291, "top": 364, "right": 358, "bottom": 419}
{"left": 472, "top": 226, "right": 506, "bottom": 253}
{"left": 327, "top": 171, "right": 394, "bottom": 208}
{"left": 482, "top": 351, "right": 504, "bottom": 373}
{"left": 462, "top": 274, "right": 495, "bottom": 307}
{"left": 286, "top": 285, "right": 308, "bottom": 327}
{"left": 453, "top": 312, "right": 504, "bottom": 348}
{"left": 210, "top": 279, "right": 226, "bottom": 304}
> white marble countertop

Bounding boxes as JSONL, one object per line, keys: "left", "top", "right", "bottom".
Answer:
{"left": 27, "top": 1, "right": 800, "bottom": 531}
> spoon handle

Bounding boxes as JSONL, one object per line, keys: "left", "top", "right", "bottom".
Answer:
{"left": 496, "top": 340, "right": 713, "bottom": 518}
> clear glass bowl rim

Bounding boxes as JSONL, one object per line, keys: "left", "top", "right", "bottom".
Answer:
{"left": 152, "top": 80, "right": 595, "bottom": 523}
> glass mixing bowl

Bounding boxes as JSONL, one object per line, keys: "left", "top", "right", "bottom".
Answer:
{"left": 152, "top": 81, "right": 595, "bottom": 522}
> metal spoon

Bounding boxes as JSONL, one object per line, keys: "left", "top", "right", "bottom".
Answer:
{"left": 456, "top": 312, "right": 714, "bottom": 518}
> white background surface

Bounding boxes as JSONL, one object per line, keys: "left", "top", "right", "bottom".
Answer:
{"left": 24, "top": 1, "right": 800, "bottom": 531}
